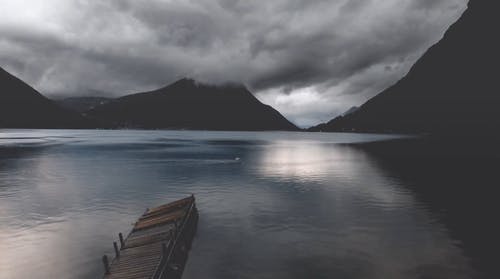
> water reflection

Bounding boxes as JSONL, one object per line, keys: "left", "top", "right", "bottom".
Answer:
{"left": 257, "top": 142, "right": 413, "bottom": 208}
{"left": 257, "top": 141, "right": 342, "bottom": 180}
{"left": 0, "top": 130, "right": 477, "bottom": 279}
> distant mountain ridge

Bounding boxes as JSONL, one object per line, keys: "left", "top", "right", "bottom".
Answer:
{"left": 0, "top": 67, "right": 92, "bottom": 128}
{"left": 309, "top": 0, "right": 499, "bottom": 136}
{"left": 0, "top": 67, "right": 297, "bottom": 131}
{"left": 56, "top": 97, "right": 112, "bottom": 113}
{"left": 86, "top": 78, "right": 299, "bottom": 131}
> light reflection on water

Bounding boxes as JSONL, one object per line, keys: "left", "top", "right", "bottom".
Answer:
{"left": 0, "top": 130, "right": 474, "bottom": 279}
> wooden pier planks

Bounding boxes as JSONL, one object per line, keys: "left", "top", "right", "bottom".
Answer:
{"left": 103, "top": 195, "right": 198, "bottom": 279}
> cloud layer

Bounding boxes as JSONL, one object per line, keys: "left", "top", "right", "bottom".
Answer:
{"left": 0, "top": 0, "right": 467, "bottom": 127}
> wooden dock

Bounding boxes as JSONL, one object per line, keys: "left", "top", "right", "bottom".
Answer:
{"left": 102, "top": 195, "right": 198, "bottom": 279}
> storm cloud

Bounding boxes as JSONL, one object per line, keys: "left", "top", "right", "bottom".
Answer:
{"left": 0, "top": 0, "right": 467, "bottom": 127}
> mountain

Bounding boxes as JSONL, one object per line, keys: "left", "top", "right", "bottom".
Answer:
{"left": 86, "top": 78, "right": 299, "bottom": 131}
{"left": 56, "top": 97, "right": 112, "bottom": 113}
{"left": 0, "top": 67, "right": 92, "bottom": 128}
{"left": 310, "top": 1, "right": 499, "bottom": 136}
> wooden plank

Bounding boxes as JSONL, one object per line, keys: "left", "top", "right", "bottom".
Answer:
{"left": 124, "top": 232, "right": 171, "bottom": 249}
{"left": 126, "top": 224, "right": 173, "bottom": 242}
{"left": 143, "top": 196, "right": 193, "bottom": 217}
{"left": 133, "top": 211, "right": 185, "bottom": 232}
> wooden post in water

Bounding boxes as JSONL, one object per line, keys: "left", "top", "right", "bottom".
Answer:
{"left": 162, "top": 242, "right": 167, "bottom": 257}
{"left": 174, "top": 221, "right": 178, "bottom": 237}
{"left": 113, "top": 241, "right": 120, "bottom": 258}
{"left": 118, "top": 233, "right": 124, "bottom": 249}
{"left": 102, "top": 255, "right": 110, "bottom": 274}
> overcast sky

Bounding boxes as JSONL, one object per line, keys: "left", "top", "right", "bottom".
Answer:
{"left": 0, "top": 0, "right": 467, "bottom": 127}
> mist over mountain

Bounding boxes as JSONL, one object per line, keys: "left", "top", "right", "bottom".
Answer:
{"left": 309, "top": 0, "right": 499, "bottom": 137}
{"left": 0, "top": 0, "right": 468, "bottom": 127}
{"left": 342, "top": 106, "right": 359, "bottom": 117}
{"left": 0, "top": 67, "right": 92, "bottom": 128}
{"left": 86, "top": 78, "right": 298, "bottom": 131}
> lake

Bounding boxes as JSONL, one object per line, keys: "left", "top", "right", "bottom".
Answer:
{"left": 0, "top": 130, "right": 490, "bottom": 279}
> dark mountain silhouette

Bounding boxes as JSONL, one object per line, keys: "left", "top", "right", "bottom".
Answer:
{"left": 0, "top": 67, "right": 92, "bottom": 128}
{"left": 86, "top": 78, "right": 299, "bottom": 131}
{"left": 56, "top": 97, "right": 111, "bottom": 113}
{"left": 310, "top": 0, "right": 499, "bottom": 137}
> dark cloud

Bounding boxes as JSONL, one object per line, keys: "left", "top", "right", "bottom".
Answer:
{"left": 0, "top": 0, "right": 467, "bottom": 127}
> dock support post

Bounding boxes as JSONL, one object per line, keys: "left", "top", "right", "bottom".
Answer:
{"left": 102, "top": 255, "right": 110, "bottom": 274}
{"left": 113, "top": 241, "right": 120, "bottom": 258}
{"left": 162, "top": 242, "right": 167, "bottom": 256}
{"left": 119, "top": 233, "right": 125, "bottom": 249}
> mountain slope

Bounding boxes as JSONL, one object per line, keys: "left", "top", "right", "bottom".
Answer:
{"left": 310, "top": 0, "right": 499, "bottom": 136}
{"left": 342, "top": 106, "right": 359, "bottom": 117}
{"left": 0, "top": 67, "right": 92, "bottom": 128}
{"left": 87, "top": 78, "right": 298, "bottom": 131}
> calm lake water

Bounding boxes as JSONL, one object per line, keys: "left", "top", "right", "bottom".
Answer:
{"left": 0, "top": 130, "right": 482, "bottom": 279}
